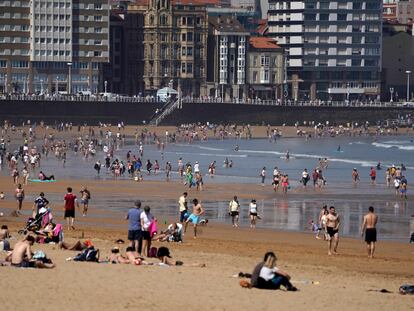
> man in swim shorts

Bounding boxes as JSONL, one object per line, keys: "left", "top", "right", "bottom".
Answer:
{"left": 10, "top": 235, "right": 54, "bottom": 268}
{"left": 325, "top": 206, "right": 340, "bottom": 255}
{"left": 228, "top": 196, "right": 240, "bottom": 228}
{"left": 184, "top": 198, "right": 204, "bottom": 239}
{"left": 361, "top": 206, "right": 378, "bottom": 258}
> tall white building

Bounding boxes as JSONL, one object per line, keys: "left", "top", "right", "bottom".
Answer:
{"left": 268, "top": 0, "right": 383, "bottom": 101}
{"left": 0, "top": 0, "right": 110, "bottom": 94}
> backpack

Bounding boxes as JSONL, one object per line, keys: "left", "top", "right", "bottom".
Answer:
{"left": 148, "top": 247, "right": 158, "bottom": 258}
{"left": 73, "top": 247, "right": 99, "bottom": 262}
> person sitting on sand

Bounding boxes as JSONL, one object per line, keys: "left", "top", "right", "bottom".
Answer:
{"left": 9, "top": 235, "right": 55, "bottom": 268}
{"left": 153, "top": 223, "right": 182, "bottom": 242}
{"left": 0, "top": 225, "right": 11, "bottom": 251}
{"left": 39, "top": 171, "right": 55, "bottom": 181}
{"left": 250, "top": 252, "right": 297, "bottom": 291}
{"left": 156, "top": 246, "right": 205, "bottom": 267}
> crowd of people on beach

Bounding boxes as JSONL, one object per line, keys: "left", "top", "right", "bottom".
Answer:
{"left": 0, "top": 119, "right": 412, "bottom": 298}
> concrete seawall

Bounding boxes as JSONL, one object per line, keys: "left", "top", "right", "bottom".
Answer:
{"left": 0, "top": 100, "right": 412, "bottom": 125}
{"left": 0, "top": 100, "right": 162, "bottom": 124}
{"left": 163, "top": 103, "right": 414, "bottom": 125}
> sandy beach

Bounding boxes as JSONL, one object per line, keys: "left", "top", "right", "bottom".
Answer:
{"left": 0, "top": 123, "right": 414, "bottom": 311}
{"left": 0, "top": 172, "right": 413, "bottom": 311}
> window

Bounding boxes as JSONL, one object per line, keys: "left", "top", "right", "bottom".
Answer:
{"left": 94, "top": 27, "right": 102, "bottom": 33}
{"left": 0, "top": 60, "right": 7, "bottom": 68}
{"left": 95, "top": 3, "right": 102, "bottom": 9}
{"left": 181, "top": 62, "right": 186, "bottom": 73}
{"left": 260, "top": 55, "right": 270, "bottom": 66}
{"left": 94, "top": 16, "right": 102, "bottom": 21}
{"left": 187, "top": 32, "right": 193, "bottom": 41}
{"left": 94, "top": 51, "right": 101, "bottom": 57}
{"left": 187, "top": 63, "right": 193, "bottom": 73}
{"left": 187, "top": 47, "right": 193, "bottom": 56}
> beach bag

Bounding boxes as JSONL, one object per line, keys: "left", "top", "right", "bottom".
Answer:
{"left": 148, "top": 247, "right": 158, "bottom": 258}
{"left": 148, "top": 219, "right": 158, "bottom": 238}
{"left": 399, "top": 284, "right": 414, "bottom": 295}
{"left": 73, "top": 247, "right": 99, "bottom": 262}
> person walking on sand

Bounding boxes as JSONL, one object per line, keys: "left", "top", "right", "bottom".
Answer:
{"left": 228, "top": 196, "right": 240, "bottom": 228}
{"left": 260, "top": 167, "right": 266, "bottom": 186}
{"left": 15, "top": 183, "right": 25, "bottom": 214}
{"left": 325, "top": 206, "right": 340, "bottom": 255}
{"left": 64, "top": 187, "right": 79, "bottom": 230}
{"left": 361, "top": 206, "right": 378, "bottom": 258}
{"left": 79, "top": 186, "right": 91, "bottom": 216}
{"left": 178, "top": 192, "right": 188, "bottom": 223}
{"left": 184, "top": 198, "right": 204, "bottom": 239}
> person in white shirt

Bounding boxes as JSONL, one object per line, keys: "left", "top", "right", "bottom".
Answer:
{"left": 228, "top": 196, "right": 240, "bottom": 228}
{"left": 140, "top": 206, "right": 153, "bottom": 257}
{"left": 301, "top": 168, "right": 310, "bottom": 187}
{"left": 194, "top": 161, "right": 200, "bottom": 174}
{"left": 260, "top": 167, "right": 266, "bottom": 186}
{"left": 249, "top": 199, "right": 258, "bottom": 228}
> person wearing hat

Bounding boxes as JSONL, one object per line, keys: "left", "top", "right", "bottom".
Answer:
{"left": 126, "top": 200, "right": 143, "bottom": 255}
{"left": 156, "top": 246, "right": 205, "bottom": 267}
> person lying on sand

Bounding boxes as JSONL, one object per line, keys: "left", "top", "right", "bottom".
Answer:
{"left": 8, "top": 235, "right": 55, "bottom": 268}
{"left": 108, "top": 247, "right": 130, "bottom": 264}
{"left": 156, "top": 246, "right": 205, "bottom": 267}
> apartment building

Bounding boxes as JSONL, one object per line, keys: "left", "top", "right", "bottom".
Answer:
{"left": 267, "top": 0, "right": 383, "bottom": 101}
{"left": 206, "top": 15, "right": 249, "bottom": 100}
{"left": 143, "top": 0, "right": 209, "bottom": 97}
{"left": 0, "top": 0, "right": 109, "bottom": 94}
{"left": 383, "top": 0, "right": 398, "bottom": 20}
{"left": 397, "top": 0, "right": 414, "bottom": 23}
{"left": 247, "top": 37, "right": 284, "bottom": 100}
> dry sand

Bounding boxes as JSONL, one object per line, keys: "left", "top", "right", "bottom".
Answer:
{"left": 0, "top": 174, "right": 413, "bottom": 311}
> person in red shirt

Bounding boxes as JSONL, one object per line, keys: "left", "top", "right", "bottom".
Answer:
{"left": 369, "top": 167, "right": 377, "bottom": 185}
{"left": 64, "top": 187, "right": 79, "bottom": 230}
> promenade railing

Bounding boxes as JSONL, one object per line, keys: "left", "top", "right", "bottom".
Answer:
{"left": 0, "top": 94, "right": 412, "bottom": 108}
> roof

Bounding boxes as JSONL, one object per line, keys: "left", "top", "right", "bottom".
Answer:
{"left": 249, "top": 37, "right": 281, "bottom": 49}
{"left": 209, "top": 15, "right": 247, "bottom": 33}
{"left": 256, "top": 19, "right": 268, "bottom": 36}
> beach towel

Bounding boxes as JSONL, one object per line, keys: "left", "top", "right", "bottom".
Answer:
{"left": 28, "top": 179, "right": 57, "bottom": 183}
{"left": 148, "top": 219, "right": 158, "bottom": 238}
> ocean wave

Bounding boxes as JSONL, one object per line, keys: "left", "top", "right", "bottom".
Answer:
{"left": 239, "top": 149, "right": 377, "bottom": 168}
{"left": 164, "top": 151, "right": 247, "bottom": 158}
{"left": 372, "top": 142, "right": 414, "bottom": 151}
{"left": 175, "top": 144, "right": 225, "bottom": 152}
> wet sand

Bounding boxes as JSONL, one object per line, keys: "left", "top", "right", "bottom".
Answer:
{"left": 1, "top": 174, "right": 414, "bottom": 311}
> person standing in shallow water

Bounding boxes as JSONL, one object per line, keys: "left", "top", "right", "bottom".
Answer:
{"left": 361, "top": 206, "right": 378, "bottom": 258}
{"left": 260, "top": 167, "right": 266, "bottom": 186}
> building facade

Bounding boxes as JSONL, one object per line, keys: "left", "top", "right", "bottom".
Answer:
{"left": 397, "top": 0, "right": 414, "bottom": 23}
{"left": 383, "top": 0, "right": 398, "bottom": 20}
{"left": 382, "top": 30, "right": 414, "bottom": 101}
{"left": 267, "top": 0, "right": 383, "bottom": 101}
{"left": 0, "top": 0, "right": 109, "bottom": 94}
{"left": 103, "top": 3, "right": 145, "bottom": 95}
{"left": 207, "top": 15, "right": 249, "bottom": 100}
{"left": 247, "top": 37, "right": 284, "bottom": 100}
{"left": 143, "top": 0, "right": 208, "bottom": 97}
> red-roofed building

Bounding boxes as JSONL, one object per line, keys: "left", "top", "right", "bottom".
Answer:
{"left": 247, "top": 37, "right": 284, "bottom": 101}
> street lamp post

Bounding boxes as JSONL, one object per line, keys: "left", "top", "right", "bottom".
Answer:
{"left": 390, "top": 87, "right": 394, "bottom": 103}
{"left": 67, "top": 62, "right": 72, "bottom": 95}
{"left": 104, "top": 80, "right": 108, "bottom": 93}
{"left": 406, "top": 70, "right": 411, "bottom": 102}
{"left": 346, "top": 83, "right": 350, "bottom": 102}
{"left": 55, "top": 77, "right": 59, "bottom": 96}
